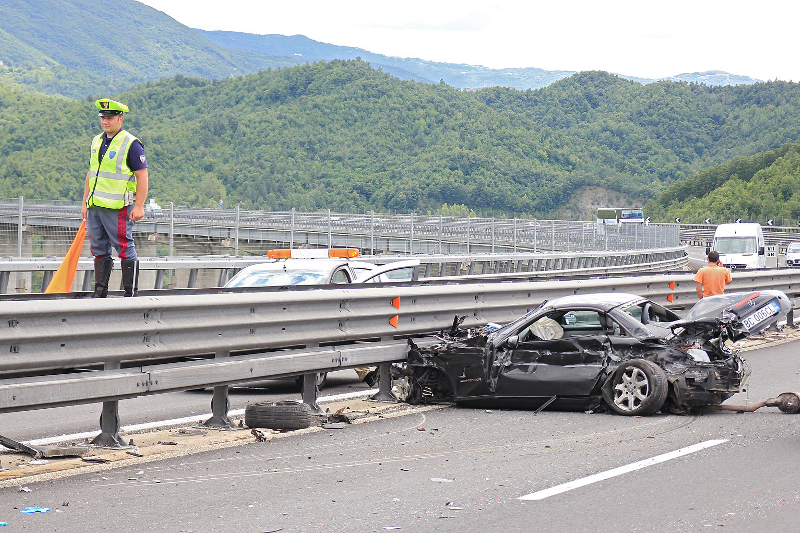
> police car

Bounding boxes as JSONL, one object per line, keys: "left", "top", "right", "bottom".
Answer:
{"left": 224, "top": 248, "right": 419, "bottom": 288}
{"left": 223, "top": 248, "right": 419, "bottom": 389}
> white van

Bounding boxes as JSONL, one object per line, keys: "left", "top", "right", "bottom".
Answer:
{"left": 710, "top": 223, "right": 765, "bottom": 269}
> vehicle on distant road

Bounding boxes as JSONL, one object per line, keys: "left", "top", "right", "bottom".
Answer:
{"left": 711, "top": 222, "right": 765, "bottom": 269}
{"left": 397, "top": 290, "right": 790, "bottom": 416}
{"left": 786, "top": 242, "right": 800, "bottom": 267}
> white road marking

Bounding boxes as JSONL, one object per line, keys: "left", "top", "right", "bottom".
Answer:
{"left": 24, "top": 388, "right": 378, "bottom": 447}
{"left": 518, "top": 438, "right": 728, "bottom": 501}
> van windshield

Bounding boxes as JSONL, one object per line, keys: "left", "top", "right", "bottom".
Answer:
{"left": 715, "top": 237, "right": 757, "bottom": 254}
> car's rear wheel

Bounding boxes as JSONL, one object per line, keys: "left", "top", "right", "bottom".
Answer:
{"left": 602, "top": 359, "right": 668, "bottom": 416}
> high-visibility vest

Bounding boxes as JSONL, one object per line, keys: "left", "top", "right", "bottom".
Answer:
{"left": 86, "top": 130, "right": 138, "bottom": 209}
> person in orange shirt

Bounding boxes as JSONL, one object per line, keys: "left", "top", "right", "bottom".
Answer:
{"left": 694, "top": 250, "right": 732, "bottom": 298}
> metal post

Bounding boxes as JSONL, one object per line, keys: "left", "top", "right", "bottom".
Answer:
{"left": 409, "top": 214, "right": 414, "bottom": 255}
{"left": 169, "top": 202, "right": 174, "bottom": 258}
{"left": 370, "top": 210, "right": 375, "bottom": 255}
{"left": 439, "top": 215, "right": 443, "bottom": 254}
{"left": 371, "top": 363, "right": 396, "bottom": 401}
{"left": 552, "top": 220, "right": 556, "bottom": 252}
{"left": 534, "top": 220, "right": 537, "bottom": 253}
{"left": 17, "top": 196, "right": 23, "bottom": 258}
{"left": 234, "top": 206, "right": 240, "bottom": 256}
{"left": 513, "top": 218, "right": 517, "bottom": 253}
{"left": 491, "top": 217, "right": 495, "bottom": 254}
{"left": 91, "top": 361, "right": 127, "bottom": 447}
{"left": 290, "top": 208, "right": 295, "bottom": 250}
{"left": 328, "top": 209, "right": 332, "bottom": 249}
{"left": 204, "top": 351, "right": 235, "bottom": 428}
{"left": 466, "top": 217, "right": 470, "bottom": 254}
{"left": 301, "top": 373, "right": 323, "bottom": 414}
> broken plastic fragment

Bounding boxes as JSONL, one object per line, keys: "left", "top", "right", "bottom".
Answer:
{"left": 20, "top": 506, "right": 50, "bottom": 513}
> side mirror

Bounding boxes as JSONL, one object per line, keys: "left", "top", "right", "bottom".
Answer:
{"left": 506, "top": 335, "right": 519, "bottom": 349}
{"left": 759, "top": 247, "right": 765, "bottom": 255}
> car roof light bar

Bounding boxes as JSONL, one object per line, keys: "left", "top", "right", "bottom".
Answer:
{"left": 267, "top": 248, "right": 360, "bottom": 259}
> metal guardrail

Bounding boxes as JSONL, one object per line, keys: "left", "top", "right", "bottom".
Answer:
{"left": 2, "top": 268, "right": 799, "bottom": 411}
{"left": 0, "top": 247, "right": 688, "bottom": 293}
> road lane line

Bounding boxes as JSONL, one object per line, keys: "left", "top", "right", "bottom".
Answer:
{"left": 24, "top": 388, "right": 378, "bottom": 447}
{"left": 518, "top": 438, "right": 728, "bottom": 501}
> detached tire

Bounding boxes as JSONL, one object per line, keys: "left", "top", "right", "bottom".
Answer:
{"left": 245, "top": 401, "right": 313, "bottom": 430}
{"left": 602, "top": 359, "right": 668, "bottom": 416}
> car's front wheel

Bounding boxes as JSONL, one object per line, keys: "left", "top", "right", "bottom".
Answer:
{"left": 602, "top": 359, "right": 668, "bottom": 416}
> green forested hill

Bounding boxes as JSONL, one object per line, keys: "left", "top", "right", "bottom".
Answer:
{"left": 647, "top": 140, "right": 800, "bottom": 223}
{"left": 1, "top": 61, "right": 799, "bottom": 218}
{"left": 0, "top": 0, "right": 303, "bottom": 98}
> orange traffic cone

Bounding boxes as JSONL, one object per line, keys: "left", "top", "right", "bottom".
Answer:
{"left": 45, "top": 221, "right": 86, "bottom": 294}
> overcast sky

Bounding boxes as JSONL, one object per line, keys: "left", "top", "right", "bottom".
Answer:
{"left": 137, "top": 0, "right": 799, "bottom": 82}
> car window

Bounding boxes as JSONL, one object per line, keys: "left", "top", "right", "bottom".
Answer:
{"left": 519, "top": 310, "right": 624, "bottom": 340}
{"left": 227, "top": 271, "right": 294, "bottom": 287}
{"left": 330, "top": 268, "right": 351, "bottom": 284}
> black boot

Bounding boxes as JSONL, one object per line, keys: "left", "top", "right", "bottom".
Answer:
{"left": 121, "top": 260, "right": 139, "bottom": 297}
{"left": 93, "top": 256, "right": 113, "bottom": 298}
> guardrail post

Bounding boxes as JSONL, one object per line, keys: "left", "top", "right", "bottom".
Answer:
{"left": 301, "top": 373, "right": 323, "bottom": 415}
{"left": 91, "top": 361, "right": 127, "bottom": 447}
{"left": 82, "top": 270, "right": 93, "bottom": 291}
{"left": 17, "top": 196, "right": 23, "bottom": 258}
{"left": 234, "top": 206, "right": 240, "bottom": 256}
{"left": 371, "top": 363, "right": 396, "bottom": 402}
{"left": 0, "top": 271, "right": 8, "bottom": 294}
{"left": 204, "top": 351, "right": 235, "bottom": 429}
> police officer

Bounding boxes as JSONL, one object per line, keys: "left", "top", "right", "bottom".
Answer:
{"left": 81, "top": 98, "right": 149, "bottom": 297}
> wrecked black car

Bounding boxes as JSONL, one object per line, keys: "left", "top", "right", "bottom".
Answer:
{"left": 398, "top": 291, "right": 791, "bottom": 416}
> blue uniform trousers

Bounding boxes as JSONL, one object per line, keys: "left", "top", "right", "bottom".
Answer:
{"left": 86, "top": 206, "right": 138, "bottom": 261}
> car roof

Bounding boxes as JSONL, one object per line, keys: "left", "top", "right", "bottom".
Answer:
{"left": 546, "top": 293, "right": 645, "bottom": 312}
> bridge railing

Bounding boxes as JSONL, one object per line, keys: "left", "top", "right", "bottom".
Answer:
{"left": 0, "top": 197, "right": 680, "bottom": 258}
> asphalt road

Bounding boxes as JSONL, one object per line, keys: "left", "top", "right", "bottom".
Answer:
{"left": 1, "top": 336, "right": 799, "bottom": 532}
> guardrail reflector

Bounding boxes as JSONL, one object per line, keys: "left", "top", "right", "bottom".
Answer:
{"left": 392, "top": 297, "right": 400, "bottom": 309}
{"left": 389, "top": 316, "right": 399, "bottom": 328}
{"left": 667, "top": 294, "right": 674, "bottom": 303}
{"left": 669, "top": 281, "right": 675, "bottom": 290}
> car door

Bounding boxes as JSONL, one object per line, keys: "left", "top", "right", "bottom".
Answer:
{"left": 493, "top": 310, "right": 609, "bottom": 397}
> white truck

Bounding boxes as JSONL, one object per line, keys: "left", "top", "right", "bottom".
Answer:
{"left": 709, "top": 222, "right": 765, "bottom": 269}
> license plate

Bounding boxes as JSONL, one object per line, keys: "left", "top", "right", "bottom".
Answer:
{"left": 742, "top": 300, "right": 781, "bottom": 330}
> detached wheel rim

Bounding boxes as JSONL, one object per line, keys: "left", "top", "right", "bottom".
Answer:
{"left": 613, "top": 366, "right": 650, "bottom": 411}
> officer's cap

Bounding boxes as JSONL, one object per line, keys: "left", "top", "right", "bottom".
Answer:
{"left": 95, "top": 99, "right": 129, "bottom": 117}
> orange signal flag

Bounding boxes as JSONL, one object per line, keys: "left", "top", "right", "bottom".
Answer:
{"left": 45, "top": 221, "right": 86, "bottom": 294}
